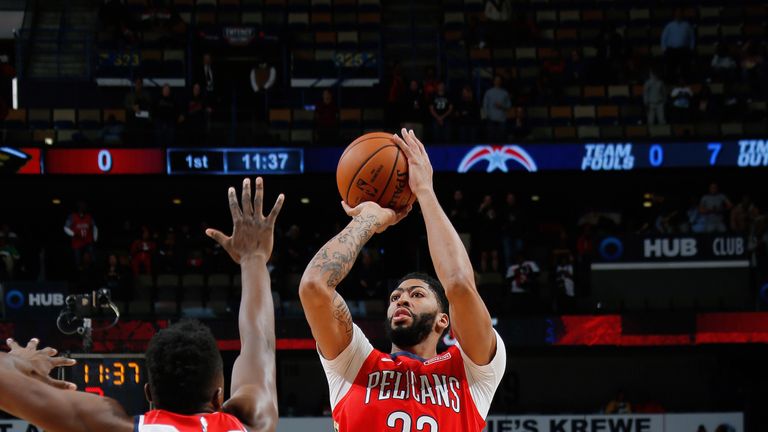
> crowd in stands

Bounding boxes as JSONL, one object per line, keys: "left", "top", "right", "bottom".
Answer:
{"left": 2, "top": 181, "right": 766, "bottom": 317}
{"left": 2, "top": 1, "right": 767, "bottom": 147}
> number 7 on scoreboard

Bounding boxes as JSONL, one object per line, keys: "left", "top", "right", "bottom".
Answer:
{"left": 707, "top": 143, "right": 722, "bottom": 166}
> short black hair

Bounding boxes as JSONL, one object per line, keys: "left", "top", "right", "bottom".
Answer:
{"left": 145, "top": 320, "right": 223, "bottom": 414}
{"left": 394, "top": 272, "right": 449, "bottom": 314}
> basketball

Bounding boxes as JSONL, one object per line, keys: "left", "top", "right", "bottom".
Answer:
{"left": 336, "top": 132, "right": 416, "bottom": 211}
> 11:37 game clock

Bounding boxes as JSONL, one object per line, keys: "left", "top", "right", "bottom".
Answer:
{"left": 63, "top": 354, "right": 149, "bottom": 415}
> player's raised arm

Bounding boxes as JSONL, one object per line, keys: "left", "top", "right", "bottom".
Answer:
{"left": 299, "top": 201, "right": 409, "bottom": 359}
{"left": 0, "top": 338, "right": 134, "bottom": 432}
{"left": 393, "top": 129, "right": 497, "bottom": 365}
{"left": 206, "top": 178, "right": 284, "bottom": 432}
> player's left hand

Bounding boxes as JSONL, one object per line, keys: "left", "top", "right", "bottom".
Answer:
{"left": 5, "top": 337, "right": 77, "bottom": 390}
{"left": 392, "top": 128, "right": 434, "bottom": 198}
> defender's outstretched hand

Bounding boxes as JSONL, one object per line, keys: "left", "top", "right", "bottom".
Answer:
{"left": 341, "top": 200, "right": 411, "bottom": 234}
{"left": 206, "top": 177, "right": 285, "bottom": 263}
{"left": 392, "top": 128, "right": 434, "bottom": 198}
{"left": 5, "top": 337, "right": 77, "bottom": 390}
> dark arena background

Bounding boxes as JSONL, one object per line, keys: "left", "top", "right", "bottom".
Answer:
{"left": 1, "top": 0, "right": 768, "bottom": 430}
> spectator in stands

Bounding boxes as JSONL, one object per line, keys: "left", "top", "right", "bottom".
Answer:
{"left": 454, "top": 85, "right": 480, "bottom": 143}
{"left": 429, "top": 82, "right": 453, "bottom": 143}
{"left": 541, "top": 48, "right": 567, "bottom": 97}
{"left": 484, "top": 0, "right": 511, "bottom": 21}
{"left": 448, "top": 189, "right": 471, "bottom": 237}
{"left": 505, "top": 253, "right": 540, "bottom": 294}
{"left": 604, "top": 389, "right": 632, "bottom": 414}
{"left": 154, "top": 84, "right": 183, "bottom": 146}
{"left": 565, "top": 49, "right": 587, "bottom": 84}
{"left": 553, "top": 248, "right": 576, "bottom": 311}
{"left": 315, "top": 89, "right": 339, "bottom": 146}
{"left": 699, "top": 182, "right": 733, "bottom": 233}
{"left": 710, "top": 43, "right": 738, "bottom": 82}
{"left": 478, "top": 0, "right": 513, "bottom": 48}
{"left": 157, "top": 228, "right": 182, "bottom": 273}
{"left": 669, "top": 79, "right": 694, "bottom": 123}
{"left": 0, "top": 231, "right": 20, "bottom": 280}
{"left": 696, "top": 426, "right": 707, "bottom": 432}
{"left": 695, "top": 84, "right": 718, "bottom": 122}
{"left": 501, "top": 192, "right": 525, "bottom": 269}
{"left": 130, "top": 226, "right": 156, "bottom": 275}
{"left": 661, "top": 8, "right": 695, "bottom": 81}
{"left": 199, "top": 53, "right": 216, "bottom": 99}
{"left": 401, "top": 79, "right": 425, "bottom": 138}
{"left": 64, "top": 201, "right": 98, "bottom": 270}
{"left": 730, "top": 195, "right": 760, "bottom": 233}
{"left": 510, "top": 107, "right": 530, "bottom": 139}
{"left": 422, "top": 66, "right": 439, "bottom": 102}
{"left": 483, "top": 75, "right": 511, "bottom": 142}
{"left": 124, "top": 77, "right": 152, "bottom": 119}
{"left": 102, "top": 113, "right": 124, "bottom": 145}
{"left": 476, "top": 194, "right": 501, "bottom": 272}
{"left": 594, "top": 25, "right": 626, "bottom": 83}
{"left": 103, "top": 253, "right": 130, "bottom": 302}
{"left": 687, "top": 196, "right": 706, "bottom": 233}
{"left": 643, "top": 70, "right": 667, "bottom": 125}
{"left": 740, "top": 39, "right": 766, "bottom": 96}
{"left": 185, "top": 83, "right": 210, "bottom": 146}
{"left": 124, "top": 78, "right": 152, "bottom": 145}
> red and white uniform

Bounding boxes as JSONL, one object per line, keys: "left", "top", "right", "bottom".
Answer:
{"left": 320, "top": 325, "right": 506, "bottom": 432}
{"left": 134, "top": 410, "right": 247, "bottom": 432}
{"left": 65, "top": 212, "right": 96, "bottom": 249}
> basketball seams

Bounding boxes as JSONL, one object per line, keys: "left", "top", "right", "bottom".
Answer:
{"left": 374, "top": 147, "right": 401, "bottom": 204}
{"left": 338, "top": 132, "right": 394, "bottom": 160}
{"left": 343, "top": 144, "right": 397, "bottom": 203}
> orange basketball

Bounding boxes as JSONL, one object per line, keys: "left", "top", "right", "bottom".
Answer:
{"left": 336, "top": 132, "right": 416, "bottom": 211}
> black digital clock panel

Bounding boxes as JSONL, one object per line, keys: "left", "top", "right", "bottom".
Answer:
{"left": 167, "top": 148, "right": 303, "bottom": 175}
{"left": 64, "top": 354, "right": 148, "bottom": 415}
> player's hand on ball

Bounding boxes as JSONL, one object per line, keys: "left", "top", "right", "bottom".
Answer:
{"left": 5, "top": 337, "right": 78, "bottom": 390}
{"left": 206, "top": 177, "right": 285, "bottom": 263}
{"left": 392, "top": 128, "right": 434, "bottom": 198}
{"left": 342, "top": 201, "right": 411, "bottom": 234}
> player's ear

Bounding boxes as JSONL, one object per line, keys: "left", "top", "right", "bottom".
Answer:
{"left": 212, "top": 387, "right": 224, "bottom": 411}
{"left": 144, "top": 383, "right": 154, "bottom": 406}
{"left": 436, "top": 312, "right": 449, "bottom": 333}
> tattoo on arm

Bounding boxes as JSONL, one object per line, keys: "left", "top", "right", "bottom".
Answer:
{"left": 307, "top": 214, "right": 381, "bottom": 289}
{"left": 331, "top": 292, "right": 353, "bottom": 337}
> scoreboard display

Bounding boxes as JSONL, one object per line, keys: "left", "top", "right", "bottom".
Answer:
{"left": 45, "top": 149, "right": 164, "bottom": 174}
{"left": 63, "top": 354, "right": 148, "bottom": 415}
{"left": 3, "top": 139, "right": 768, "bottom": 175}
{"left": 166, "top": 148, "right": 304, "bottom": 175}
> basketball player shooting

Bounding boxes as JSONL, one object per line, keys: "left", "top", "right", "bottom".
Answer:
{"left": 299, "top": 129, "right": 507, "bottom": 432}
{"left": 0, "top": 178, "right": 283, "bottom": 432}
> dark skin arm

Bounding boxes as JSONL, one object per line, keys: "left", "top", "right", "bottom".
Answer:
{"left": 0, "top": 338, "right": 134, "bottom": 432}
{"left": 206, "top": 177, "right": 284, "bottom": 432}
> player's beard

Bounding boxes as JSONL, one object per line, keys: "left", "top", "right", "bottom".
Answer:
{"left": 385, "top": 310, "right": 437, "bottom": 349}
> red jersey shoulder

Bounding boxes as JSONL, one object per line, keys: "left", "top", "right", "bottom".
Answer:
{"left": 138, "top": 410, "right": 246, "bottom": 432}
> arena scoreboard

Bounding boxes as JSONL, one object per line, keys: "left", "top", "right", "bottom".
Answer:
{"left": 166, "top": 147, "right": 303, "bottom": 175}
{"left": 3, "top": 139, "right": 768, "bottom": 175}
{"left": 63, "top": 354, "right": 148, "bottom": 415}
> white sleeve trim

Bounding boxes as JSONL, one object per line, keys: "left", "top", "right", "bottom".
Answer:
{"left": 457, "top": 330, "right": 507, "bottom": 419}
{"left": 318, "top": 324, "right": 375, "bottom": 410}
